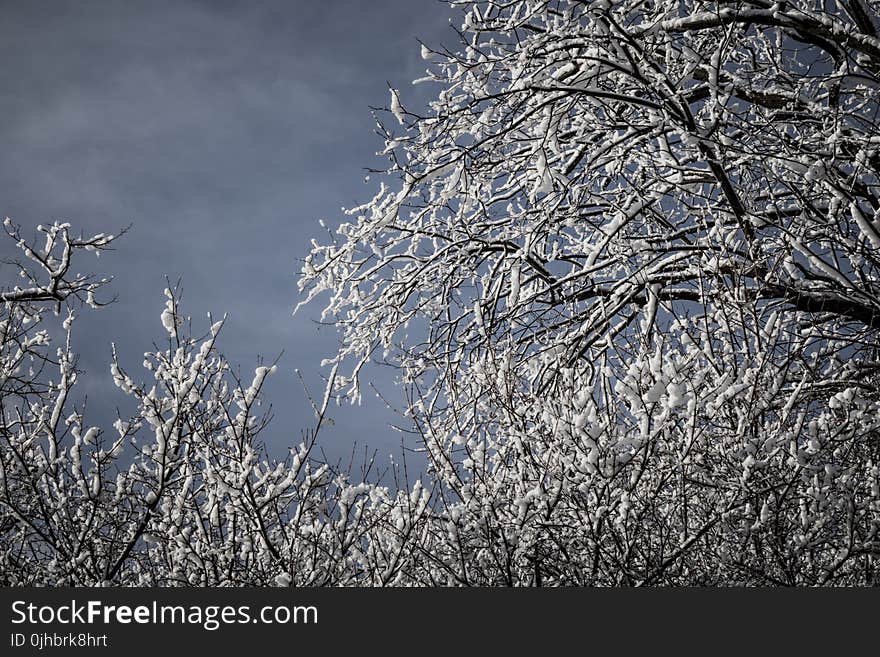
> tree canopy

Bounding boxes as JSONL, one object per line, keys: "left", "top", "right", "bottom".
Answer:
{"left": 2, "top": 0, "right": 879, "bottom": 585}
{"left": 299, "top": 0, "right": 880, "bottom": 584}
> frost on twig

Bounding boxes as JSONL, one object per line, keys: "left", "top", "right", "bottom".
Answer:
{"left": 1, "top": 218, "right": 117, "bottom": 310}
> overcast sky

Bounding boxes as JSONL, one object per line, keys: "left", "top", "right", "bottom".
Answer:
{"left": 0, "top": 0, "right": 457, "bottom": 468}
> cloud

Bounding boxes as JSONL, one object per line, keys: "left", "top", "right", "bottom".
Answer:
{"left": 0, "top": 0, "right": 454, "bottom": 467}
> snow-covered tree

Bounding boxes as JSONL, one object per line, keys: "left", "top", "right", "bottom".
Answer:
{"left": 4, "top": 0, "right": 880, "bottom": 586}
{"left": 299, "top": 0, "right": 880, "bottom": 584}
{"left": 0, "top": 221, "right": 416, "bottom": 586}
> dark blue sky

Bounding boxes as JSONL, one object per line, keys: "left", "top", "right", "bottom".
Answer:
{"left": 0, "top": 0, "right": 457, "bottom": 465}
